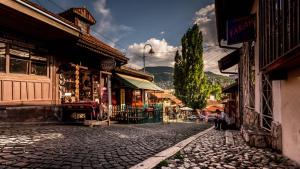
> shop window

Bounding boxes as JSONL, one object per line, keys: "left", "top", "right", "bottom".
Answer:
{"left": 9, "top": 47, "right": 29, "bottom": 74}
{"left": 31, "top": 55, "right": 47, "bottom": 76}
{"left": 8, "top": 46, "right": 48, "bottom": 76}
{"left": 0, "top": 43, "right": 5, "bottom": 72}
{"left": 10, "top": 56, "right": 29, "bottom": 74}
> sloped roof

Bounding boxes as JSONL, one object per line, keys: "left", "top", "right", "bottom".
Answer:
{"left": 18, "top": 0, "right": 80, "bottom": 32}
{"left": 150, "top": 92, "right": 182, "bottom": 105}
{"left": 59, "top": 7, "right": 96, "bottom": 25}
{"left": 78, "top": 33, "right": 128, "bottom": 62}
{"left": 14, "top": 0, "right": 128, "bottom": 63}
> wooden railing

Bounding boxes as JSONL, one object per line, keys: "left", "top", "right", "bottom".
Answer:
{"left": 111, "top": 104, "right": 163, "bottom": 124}
{"left": 259, "top": 0, "right": 300, "bottom": 70}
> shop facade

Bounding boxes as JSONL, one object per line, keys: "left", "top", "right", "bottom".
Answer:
{"left": 215, "top": 0, "right": 300, "bottom": 164}
{"left": 111, "top": 66, "right": 164, "bottom": 123}
{"left": 0, "top": 1, "right": 127, "bottom": 123}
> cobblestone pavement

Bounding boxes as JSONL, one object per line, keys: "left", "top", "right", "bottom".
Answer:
{"left": 0, "top": 123, "right": 211, "bottom": 169}
{"left": 161, "top": 129, "right": 300, "bottom": 169}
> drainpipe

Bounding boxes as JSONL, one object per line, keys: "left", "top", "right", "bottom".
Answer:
{"left": 218, "top": 40, "right": 241, "bottom": 75}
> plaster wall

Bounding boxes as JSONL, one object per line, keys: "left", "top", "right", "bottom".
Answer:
{"left": 280, "top": 67, "right": 300, "bottom": 164}
{"left": 272, "top": 81, "right": 282, "bottom": 123}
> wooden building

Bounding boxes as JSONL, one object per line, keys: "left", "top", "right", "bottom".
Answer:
{"left": 0, "top": 0, "right": 128, "bottom": 123}
{"left": 222, "top": 82, "right": 239, "bottom": 129}
{"left": 110, "top": 66, "right": 163, "bottom": 123}
{"left": 215, "top": 0, "right": 300, "bottom": 164}
{"left": 112, "top": 66, "right": 162, "bottom": 107}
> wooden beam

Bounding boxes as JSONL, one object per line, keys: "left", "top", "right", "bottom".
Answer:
{"left": 0, "top": 0, "right": 80, "bottom": 37}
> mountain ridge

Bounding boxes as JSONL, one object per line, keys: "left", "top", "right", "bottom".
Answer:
{"left": 145, "top": 66, "right": 235, "bottom": 89}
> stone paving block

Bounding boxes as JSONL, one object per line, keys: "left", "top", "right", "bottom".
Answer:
{"left": 0, "top": 123, "right": 211, "bottom": 168}
{"left": 163, "top": 129, "right": 300, "bottom": 169}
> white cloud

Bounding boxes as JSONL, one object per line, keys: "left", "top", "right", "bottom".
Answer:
{"left": 124, "top": 63, "right": 143, "bottom": 70}
{"left": 126, "top": 38, "right": 179, "bottom": 67}
{"left": 203, "top": 46, "right": 236, "bottom": 75}
{"left": 194, "top": 4, "right": 217, "bottom": 46}
{"left": 193, "top": 3, "right": 238, "bottom": 75}
{"left": 160, "top": 31, "right": 165, "bottom": 35}
{"left": 92, "top": 0, "right": 132, "bottom": 47}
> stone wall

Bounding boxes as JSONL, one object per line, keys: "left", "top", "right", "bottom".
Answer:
{"left": 271, "top": 121, "right": 282, "bottom": 152}
{"left": 243, "top": 108, "right": 260, "bottom": 128}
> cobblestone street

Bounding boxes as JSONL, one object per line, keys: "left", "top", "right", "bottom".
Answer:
{"left": 162, "top": 129, "right": 300, "bottom": 169}
{"left": 0, "top": 123, "right": 211, "bottom": 169}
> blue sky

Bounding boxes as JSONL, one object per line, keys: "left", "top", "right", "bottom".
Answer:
{"left": 32, "top": 0, "right": 232, "bottom": 73}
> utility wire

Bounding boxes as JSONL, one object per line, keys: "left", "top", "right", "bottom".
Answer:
{"left": 46, "top": 0, "right": 128, "bottom": 51}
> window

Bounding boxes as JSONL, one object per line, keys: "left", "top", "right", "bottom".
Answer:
{"left": 77, "top": 20, "right": 89, "bottom": 33}
{"left": 9, "top": 47, "right": 29, "bottom": 74}
{"left": 0, "top": 43, "right": 5, "bottom": 72}
{"left": 8, "top": 46, "right": 48, "bottom": 76}
{"left": 10, "top": 56, "right": 29, "bottom": 74}
{"left": 31, "top": 55, "right": 47, "bottom": 76}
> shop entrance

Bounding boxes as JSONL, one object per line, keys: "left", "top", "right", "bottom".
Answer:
{"left": 58, "top": 63, "right": 111, "bottom": 123}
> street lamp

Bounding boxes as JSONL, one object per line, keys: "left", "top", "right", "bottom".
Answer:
{"left": 143, "top": 44, "right": 155, "bottom": 72}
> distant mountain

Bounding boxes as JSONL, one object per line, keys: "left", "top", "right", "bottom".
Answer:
{"left": 204, "top": 71, "right": 236, "bottom": 87}
{"left": 145, "top": 66, "right": 174, "bottom": 89}
{"left": 145, "top": 66, "right": 235, "bottom": 89}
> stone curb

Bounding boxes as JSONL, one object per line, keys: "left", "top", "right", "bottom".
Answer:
{"left": 225, "top": 130, "right": 235, "bottom": 146}
{"left": 130, "top": 126, "right": 215, "bottom": 169}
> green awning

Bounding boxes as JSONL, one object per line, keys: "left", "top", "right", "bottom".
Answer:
{"left": 116, "top": 73, "right": 163, "bottom": 91}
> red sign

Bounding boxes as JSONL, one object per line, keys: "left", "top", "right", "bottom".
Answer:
{"left": 227, "top": 14, "right": 256, "bottom": 45}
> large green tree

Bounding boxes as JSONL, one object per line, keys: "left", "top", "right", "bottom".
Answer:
{"left": 174, "top": 24, "right": 209, "bottom": 109}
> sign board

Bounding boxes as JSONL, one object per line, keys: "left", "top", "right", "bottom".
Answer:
{"left": 100, "top": 59, "right": 116, "bottom": 71}
{"left": 227, "top": 14, "right": 256, "bottom": 45}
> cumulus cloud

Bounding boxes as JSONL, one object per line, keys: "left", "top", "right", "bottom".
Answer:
{"left": 194, "top": 4, "right": 217, "bottom": 46}
{"left": 203, "top": 46, "right": 236, "bottom": 74}
{"left": 92, "top": 0, "right": 132, "bottom": 47}
{"left": 125, "top": 3, "right": 237, "bottom": 75}
{"left": 193, "top": 4, "right": 238, "bottom": 75}
{"left": 126, "top": 38, "right": 179, "bottom": 67}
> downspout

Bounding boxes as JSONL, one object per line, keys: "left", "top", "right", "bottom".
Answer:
{"left": 218, "top": 40, "right": 240, "bottom": 75}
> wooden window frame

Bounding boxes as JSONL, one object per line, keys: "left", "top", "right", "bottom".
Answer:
{"left": 5, "top": 44, "right": 49, "bottom": 77}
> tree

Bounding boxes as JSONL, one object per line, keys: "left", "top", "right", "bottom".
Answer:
{"left": 173, "top": 50, "right": 185, "bottom": 100}
{"left": 174, "top": 24, "right": 209, "bottom": 109}
{"left": 209, "top": 83, "right": 222, "bottom": 101}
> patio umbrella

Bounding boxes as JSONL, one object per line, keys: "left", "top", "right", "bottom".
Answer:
{"left": 180, "top": 107, "right": 193, "bottom": 111}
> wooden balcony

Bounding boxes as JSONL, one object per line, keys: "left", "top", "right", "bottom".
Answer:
{"left": 259, "top": 0, "right": 300, "bottom": 74}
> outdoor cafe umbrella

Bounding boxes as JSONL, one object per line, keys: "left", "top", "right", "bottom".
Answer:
{"left": 180, "top": 107, "right": 193, "bottom": 111}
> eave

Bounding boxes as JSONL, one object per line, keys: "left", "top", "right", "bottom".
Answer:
{"left": 0, "top": 0, "right": 81, "bottom": 37}
{"left": 215, "top": 0, "right": 254, "bottom": 45}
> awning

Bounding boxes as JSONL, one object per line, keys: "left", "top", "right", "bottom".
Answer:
{"left": 218, "top": 49, "right": 240, "bottom": 72}
{"left": 116, "top": 73, "right": 163, "bottom": 91}
{"left": 180, "top": 107, "right": 193, "bottom": 111}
